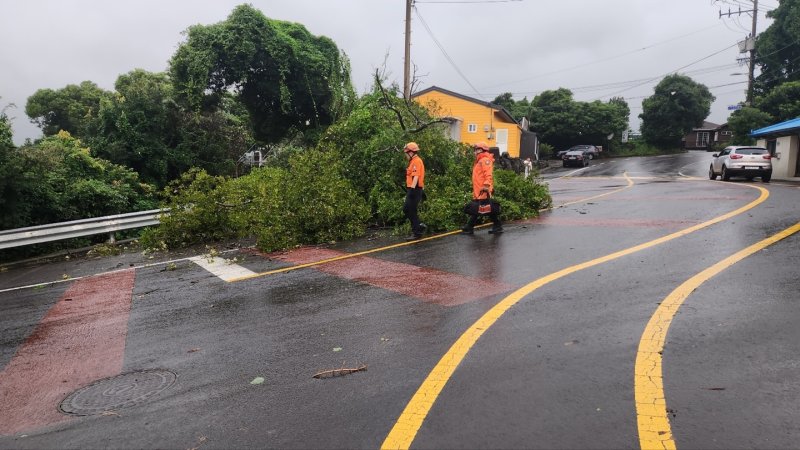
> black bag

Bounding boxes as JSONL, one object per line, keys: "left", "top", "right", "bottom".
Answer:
{"left": 463, "top": 198, "right": 501, "bottom": 216}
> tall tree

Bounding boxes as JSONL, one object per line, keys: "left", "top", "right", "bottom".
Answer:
{"left": 639, "top": 74, "right": 714, "bottom": 147}
{"left": 726, "top": 106, "right": 774, "bottom": 145}
{"left": 529, "top": 88, "right": 580, "bottom": 149}
{"left": 90, "top": 70, "right": 178, "bottom": 186}
{"left": 755, "top": 80, "right": 800, "bottom": 122}
{"left": 0, "top": 107, "right": 27, "bottom": 229}
{"left": 169, "top": 4, "right": 355, "bottom": 144}
{"left": 528, "top": 89, "right": 629, "bottom": 150}
{"left": 25, "top": 81, "right": 111, "bottom": 137}
{"left": 754, "top": 0, "right": 800, "bottom": 95}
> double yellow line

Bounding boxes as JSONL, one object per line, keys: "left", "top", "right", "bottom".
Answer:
{"left": 381, "top": 183, "right": 775, "bottom": 449}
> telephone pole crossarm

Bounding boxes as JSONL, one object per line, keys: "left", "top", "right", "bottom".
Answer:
{"left": 718, "top": 0, "right": 758, "bottom": 105}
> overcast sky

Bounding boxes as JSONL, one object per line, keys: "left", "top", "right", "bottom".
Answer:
{"left": 0, "top": 0, "right": 775, "bottom": 145}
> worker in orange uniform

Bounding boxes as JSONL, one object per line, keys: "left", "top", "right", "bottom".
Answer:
{"left": 462, "top": 142, "right": 503, "bottom": 235}
{"left": 403, "top": 142, "right": 427, "bottom": 241}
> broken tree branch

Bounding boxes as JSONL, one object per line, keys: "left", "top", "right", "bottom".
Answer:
{"left": 313, "top": 364, "right": 368, "bottom": 379}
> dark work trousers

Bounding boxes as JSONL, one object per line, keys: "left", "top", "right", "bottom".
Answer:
{"left": 464, "top": 205, "right": 502, "bottom": 231}
{"left": 403, "top": 187, "right": 424, "bottom": 235}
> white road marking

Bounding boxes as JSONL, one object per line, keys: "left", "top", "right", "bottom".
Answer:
{"left": 189, "top": 256, "right": 255, "bottom": 282}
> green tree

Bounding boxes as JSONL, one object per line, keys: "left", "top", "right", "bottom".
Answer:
{"left": 0, "top": 107, "right": 28, "bottom": 229}
{"left": 726, "top": 106, "right": 774, "bottom": 145}
{"left": 754, "top": 1, "right": 800, "bottom": 95}
{"left": 755, "top": 81, "right": 800, "bottom": 122}
{"left": 639, "top": 74, "right": 714, "bottom": 147}
{"left": 528, "top": 89, "right": 628, "bottom": 150}
{"left": 317, "top": 86, "right": 468, "bottom": 228}
{"left": 7, "top": 131, "right": 156, "bottom": 228}
{"left": 529, "top": 88, "right": 580, "bottom": 149}
{"left": 90, "top": 70, "right": 177, "bottom": 186}
{"left": 172, "top": 95, "right": 254, "bottom": 180}
{"left": 491, "top": 93, "right": 530, "bottom": 122}
{"left": 88, "top": 69, "right": 252, "bottom": 187}
{"left": 169, "top": 4, "right": 355, "bottom": 144}
{"left": 579, "top": 98, "right": 629, "bottom": 149}
{"left": 25, "top": 81, "right": 111, "bottom": 137}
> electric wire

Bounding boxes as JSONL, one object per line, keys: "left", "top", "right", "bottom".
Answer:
{"left": 413, "top": 6, "right": 485, "bottom": 100}
{"left": 593, "top": 43, "right": 739, "bottom": 100}
{"left": 481, "top": 23, "right": 726, "bottom": 90}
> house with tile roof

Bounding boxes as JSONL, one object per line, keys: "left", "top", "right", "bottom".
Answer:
{"left": 682, "top": 121, "right": 733, "bottom": 151}
{"left": 411, "top": 86, "right": 538, "bottom": 160}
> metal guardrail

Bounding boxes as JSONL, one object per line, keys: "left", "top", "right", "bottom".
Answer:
{"left": 0, "top": 209, "right": 166, "bottom": 250}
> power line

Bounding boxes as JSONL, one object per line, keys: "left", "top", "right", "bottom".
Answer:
{"left": 593, "top": 43, "right": 739, "bottom": 100}
{"left": 413, "top": 6, "right": 484, "bottom": 99}
{"left": 478, "top": 62, "right": 742, "bottom": 99}
{"left": 481, "top": 22, "right": 726, "bottom": 91}
{"left": 479, "top": 38, "right": 799, "bottom": 102}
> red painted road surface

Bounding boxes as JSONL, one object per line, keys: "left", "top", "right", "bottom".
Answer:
{"left": 276, "top": 247, "right": 512, "bottom": 307}
{"left": 0, "top": 270, "right": 135, "bottom": 435}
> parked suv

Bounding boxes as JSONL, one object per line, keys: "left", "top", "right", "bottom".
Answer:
{"left": 709, "top": 146, "right": 772, "bottom": 182}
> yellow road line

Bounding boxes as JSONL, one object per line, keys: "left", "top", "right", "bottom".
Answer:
{"left": 635, "top": 221, "right": 800, "bottom": 450}
{"left": 380, "top": 184, "right": 769, "bottom": 450}
{"left": 231, "top": 174, "right": 636, "bottom": 283}
{"left": 228, "top": 231, "right": 460, "bottom": 282}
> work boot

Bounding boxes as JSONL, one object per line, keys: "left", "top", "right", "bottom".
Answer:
{"left": 488, "top": 226, "right": 504, "bottom": 234}
{"left": 417, "top": 223, "right": 427, "bottom": 235}
{"left": 460, "top": 227, "right": 474, "bottom": 235}
{"left": 405, "top": 234, "right": 422, "bottom": 241}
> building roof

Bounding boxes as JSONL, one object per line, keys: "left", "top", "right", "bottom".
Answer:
{"left": 691, "top": 121, "right": 726, "bottom": 131}
{"left": 750, "top": 117, "right": 800, "bottom": 137}
{"left": 411, "top": 86, "right": 518, "bottom": 124}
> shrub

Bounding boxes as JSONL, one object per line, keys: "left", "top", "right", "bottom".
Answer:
{"left": 141, "top": 150, "right": 369, "bottom": 252}
{"left": 279, "top": 149, "right": 370, "bottom": 246}
{"left": 493, "top": 169, "right": 552, "bottom": 220}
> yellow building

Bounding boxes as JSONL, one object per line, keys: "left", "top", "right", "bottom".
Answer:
{"left": 411, "top": 86, "right": 537, "bottom": 159}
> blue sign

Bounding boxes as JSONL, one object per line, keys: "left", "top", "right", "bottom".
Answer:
{"left": 728, "top": 104, "right": 742, "bottom": 110}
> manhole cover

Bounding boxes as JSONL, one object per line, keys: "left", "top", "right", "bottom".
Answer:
{"left": 59, "top": 369, "right": 176, "bottom": 416}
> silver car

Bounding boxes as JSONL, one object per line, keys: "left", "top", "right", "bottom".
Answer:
{"left": 709, "top": 146, "right": 772, "bottom": 182}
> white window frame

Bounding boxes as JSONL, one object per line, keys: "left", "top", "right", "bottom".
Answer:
{"left": 467, "top": 124, "right": 477, "bottom": 133}
{"left": 696, "top": 131, "right": 710, "bottom": 147}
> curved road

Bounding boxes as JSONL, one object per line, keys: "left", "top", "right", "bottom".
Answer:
{"left": 1, "top": 151, "right": 799, "bottom": 449}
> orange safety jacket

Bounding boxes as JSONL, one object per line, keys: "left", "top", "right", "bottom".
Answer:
{"left": 406, "top": 154, "right": 425, "bottom": 188}
{"left": 472, "top": 151, "right": 494, "bottom": 199}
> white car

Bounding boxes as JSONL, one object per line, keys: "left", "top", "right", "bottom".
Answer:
{"left": 709, "top": 146, "right": 772, "bottom": 182}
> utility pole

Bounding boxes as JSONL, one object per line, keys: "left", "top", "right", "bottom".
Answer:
{"left": 747, "top": 0, "right": 758, "bottom": 105}
{"left": 719, "top": 0, "right": 758, "bottom": 105}
{"left": 404, "top": 0, "right": 413, "bottom": 100}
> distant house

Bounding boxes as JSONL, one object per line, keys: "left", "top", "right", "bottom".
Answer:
{"left": 682, "top": 121, "right": 733, "bottom": 150}
{"left": 751, "top": 117, "right": 800, "bottom": 178}
{"left": 411, "top": 86, "right": 538, "bottom": 159}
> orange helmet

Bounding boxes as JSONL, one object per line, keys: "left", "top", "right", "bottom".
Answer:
{"left": 404, "top": 142, "right": 420, "bottom": 152}
{"left": 473, "top": 142, "right": 489, "bottom": 151}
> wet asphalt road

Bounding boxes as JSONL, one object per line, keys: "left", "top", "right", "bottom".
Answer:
{"left": 1, "top": 151, "right": 800, "bottom": 449}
